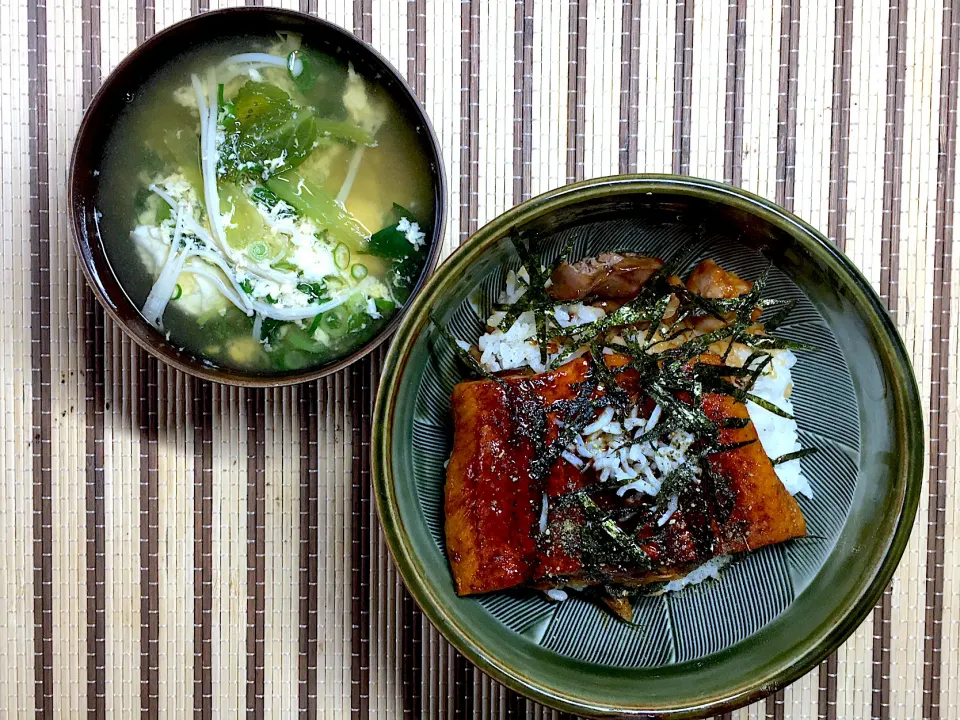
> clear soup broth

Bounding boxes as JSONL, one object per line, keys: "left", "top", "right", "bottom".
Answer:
{"left": 97, "top": 34, "right": 436, "bottom": 374}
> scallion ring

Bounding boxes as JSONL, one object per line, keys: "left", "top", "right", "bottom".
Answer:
{"left": 334, "top": 243, "right": 350, "bottom": 270}
{"left": 249, "top": 241, "right": 270, "bottom": 261}
{"left": 350, "top": 263, "right": 368, "bottom": 280}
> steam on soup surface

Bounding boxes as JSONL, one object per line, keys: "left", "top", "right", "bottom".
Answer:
{"left": 97, "top": 34, "right": 436, "bottom": 373}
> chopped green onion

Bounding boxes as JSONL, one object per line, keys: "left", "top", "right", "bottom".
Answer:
{"left": 171, "top": 284, "right": 182, "bottom": 301}
{"left": 322, "top": 308, "right": 349, "bottom": 338}
{"left": 350, "top": 263, "right": 368, "bottom": 280}
{"left": 285, "top": 329, "right": 323, "bottom": 353}
{"left": 345, "top": 291, "right": 370, "bottom": 314}
{"left": 285, "top": 48, "right": 348, "bottom": 116}
{"left": 334, "top": 243, "right": 350, "bottom": 270}
{"left": 325, "top": 276, "right": 345, "bottom": 292}
{"left": 287, "top": 51, "right": 305, "bottom": 79}
{"left": 348, "top": 313, "right": 372, "bottom": 334}
{"left": 249, "top": 241, "right": 269, "bottom": 261}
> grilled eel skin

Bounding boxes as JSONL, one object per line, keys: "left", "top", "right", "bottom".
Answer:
{"left": 444, "top": 355, "right": 806, "bottom": 598}
{"left": 445, "top": 257, "right": 806, "bottom": 604}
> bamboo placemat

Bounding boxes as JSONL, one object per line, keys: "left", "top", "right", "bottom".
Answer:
{"left": 0, "top": 0, "right": 956, "bottom": 717}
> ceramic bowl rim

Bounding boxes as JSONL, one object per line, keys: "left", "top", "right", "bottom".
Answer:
{"left": 371, "top": 174, "right": 923, "bottom": 718}
{"left": 69, "top": 6, "right": 447, "bottom": 387}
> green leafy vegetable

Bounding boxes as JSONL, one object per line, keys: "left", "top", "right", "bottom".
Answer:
{"left": 367, "top": 205, "right": 430, "bottom": 304}
{"left": 287, "top": 47, "right": 348, "bottom": 116}
{"left": 313, "top": 118, "right": 375, "bottom": 147}
{"left": 217, "top": 83, "right": 235, "bottom": 128}
{"left": 220, "top": 81, "right": 323, "bottom": 180}
{"left": 367, "top": 204, "right": 423, "bottom": 261}
{"left": 265, "top": 170, "right": 370, "bottom": 250}
{"left": 296, "top": 281, "right": 330, "bottom": 303}
{"left": 259, "top": 317, "right": 285, "bottom": 345}
{"left": 219, "top": 78, "right": 372, "bottom": 183}
{"left": 249, "top": 186, "right": 297, "bottom": 219}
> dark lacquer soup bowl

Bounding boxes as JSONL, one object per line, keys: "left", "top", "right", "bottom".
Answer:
{"left": 70, "top": 7, "right": 445, "bottom": 386}
{"left": 371, "top": 175, "right": 922, "bottom": 717}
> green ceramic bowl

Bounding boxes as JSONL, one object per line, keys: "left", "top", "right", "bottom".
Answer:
{"left": 371, "top": 175, "right": 922, "bottom": 718}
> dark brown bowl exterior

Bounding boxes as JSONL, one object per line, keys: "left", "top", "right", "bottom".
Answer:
{"left": 70, "top": 7, "right": 446, "bottom": 387}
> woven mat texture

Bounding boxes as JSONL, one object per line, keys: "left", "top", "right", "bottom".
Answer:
{"left": 0, "top": 0, "right": 957, "bottom": 718}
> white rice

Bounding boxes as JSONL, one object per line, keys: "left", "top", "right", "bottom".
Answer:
{"left": 501, "top": 268, "right": 529, "bottom": 304}
{"left": 662, "top": 554, "right": 732, "bottom": 593}
{"left": 477, "top": 310, "right": 548, "bottom": 372}
{"left": 728, "top": 346, "right": 813, "bottom": 498}
{"left": 545, "top": 588, "right": 569, "bottom": 602}
{"left": 657, "top": 494, "right": 679, "bottom": 526}
{"left": 558, "top": 403, "right": 698, "bottom": 499}
{"left": 476, "top": 294, "right": 604, "bottom": 373}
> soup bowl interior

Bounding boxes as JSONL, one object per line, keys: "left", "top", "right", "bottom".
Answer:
{"left": 372, "top": 176, "right": 922, "bottom": 717}
{"left": 71, "top": 7, "right": 445, "bottom": 386}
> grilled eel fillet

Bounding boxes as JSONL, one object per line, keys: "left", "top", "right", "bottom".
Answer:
{"left": 444, "top": 355, "right": 806, "bottom": 598}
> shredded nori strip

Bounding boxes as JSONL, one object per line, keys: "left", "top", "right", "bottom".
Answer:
{"left": 430, "top": 313, "right": 496, "bottom": 381}
{"left": 578, "top": 493, "right": 654, "bottom": 570}
{"left": 761, "top": 298, "right": 798, "bottom": 332}
{"left": 771, "top": 447, "right": 818, "bottom": 465}
{"left": 495, "top": 232, "right": 576, "bottom": 366}
{"left": 738, "top": 334, "right": 816, "bottom": 352}
{"left": 530, "top": 372, "right": 601, "bottom": 482}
